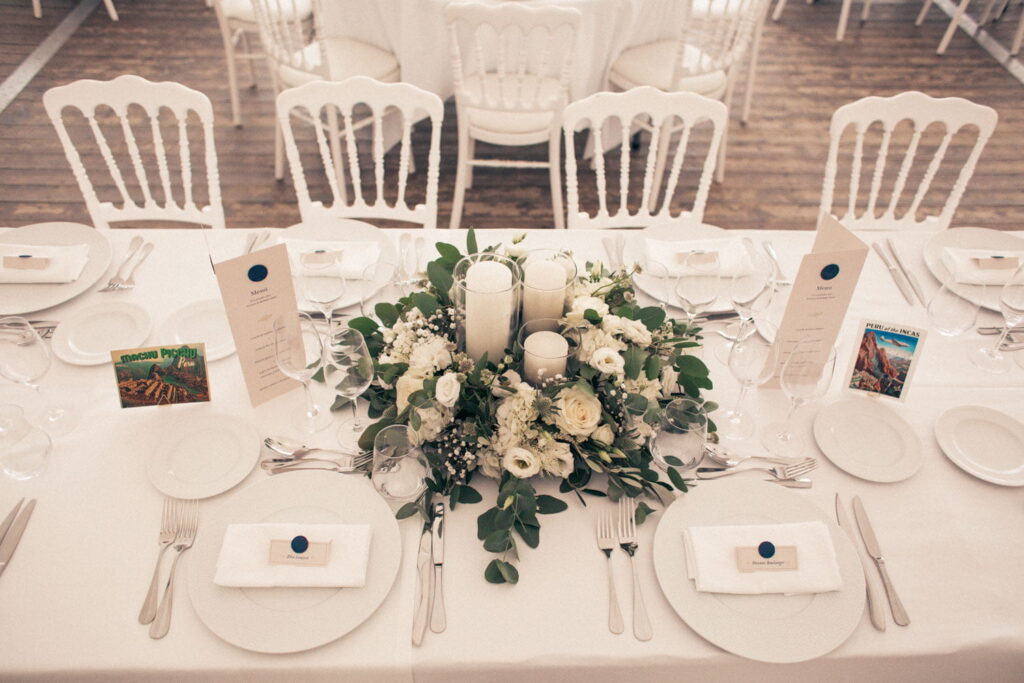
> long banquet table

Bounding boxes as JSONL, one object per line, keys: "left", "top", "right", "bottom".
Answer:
{"left": 0, "top": 226, "right": 1022, "bottom": 682}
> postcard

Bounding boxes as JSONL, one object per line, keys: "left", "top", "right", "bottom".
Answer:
{"left": 846, "top": 320, "right": 927, "bottom": 402}
{"left": 111, "top": 343, "right": 210, "bottom": 408}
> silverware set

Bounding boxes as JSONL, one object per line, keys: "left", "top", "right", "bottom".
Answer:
{"left": 412, "top": 502, "right": 446, "bottom": 646}
{"left": 695, "top": 445, "right": 816, "bottom": 488}
{"left": 260, "top": 436, "right": 372, "bottom": 475}
{"left": 0, "top": 498, "right": 36, "bottom": 581}
{"left": 977, "top": 325, "right": 1024, "bottom": 350}
{"left": 100, "top": 235, "right": 155, "bottom": 292}
{"left": 595, "top": 499, "right": 651, "bottom": 640}
{"left": 139, "top": 498, "right": 198, "bottom": 639}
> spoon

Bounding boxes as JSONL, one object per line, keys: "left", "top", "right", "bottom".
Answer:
{"left": 263, "top": 436, "right": 360, "bottom": 460}
{"left": 703, "top": 445, "right": 798, "bottom": 468}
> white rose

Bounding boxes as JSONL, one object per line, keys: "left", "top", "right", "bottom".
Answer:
{"left": 410, "top": 403, "right": 451, "bottom": 443}
{"left": 578, "top": 328, "right": 626, "bottom": 363}
{"left": 565, "top": 296, "right": 609, "bottom": 325}
{"left": 395, "top": 369, "right": 426, "bottom": 412}
{"left": 552, "top": 385, "right": 602, "bottom": 438}
{"left": 620, "top": 318, "right": 653, "bottom": 347}
{"left": 590, "top": 347, "right": 625, "bottom": 376}
{"left": 435, "top": 372, "right": 461, "bottom": 408}
{"left": 478, "top": 449, "right": 502, "bottom": 479}
{"left": 540, "top": 440, "right": 574, "bottom": 478}
{"left": 503, "top": 446, "right": 541, "bottom": 479}
{"left": 491, "top": 369, "right": 522, "bottom": 396}
{"left": 601, "top": 314, "right": 626, "bottom": 336}
{"left": 592, "top": 423, "right": 615, "bottom": 446}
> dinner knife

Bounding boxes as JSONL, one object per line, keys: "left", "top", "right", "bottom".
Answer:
{"left": 885, "top": 239, "right": 927, "bottom": 307}
{"left": 429, "top": 502, "right": 446, "bottom": 633}
{"left": 835, "top": 494, "right": 886, "bottom": 631}
{"left": 0, "top": 498, "right": 24, "bottom": 546}
{"left": 977, "top": 325, "right": 1024, "bottom": 335}
{"left": 0, "top": 499, "right": 35, "bottom": 579}
{"left": 872, "top": 243, "right": 915, "bottom": 306}
{"left": 412, "top": 519, "right": 433, "bottom": 646}
{"left": 852, "top": 496, "right": 910, "bottom": 626}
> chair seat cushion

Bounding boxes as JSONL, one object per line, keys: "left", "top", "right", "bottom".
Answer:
{"left": 278, "top": 40, "right": 400, "bottom": 87}
{"left": 219, "top": 0, "right": 312, "bottom": 23}
{"left": 461, "top": 73, "right": 562, "bottom": 136}
{"left": 609, "top": 40, "right": 728, "bottom": 98}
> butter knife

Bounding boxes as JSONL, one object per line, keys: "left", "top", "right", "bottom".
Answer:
{"left": 872, "top": 243, "right": 915, "bottom": 305}
{"left": 885, "top": 239, "right": 926, "bottom": 307}
{"left": 836, "top": 494, "right": 886, "bottom": 631}
{"left": 412, "top": 519, "right": 433, "bottom": 646}
{"left": 852, "top": 496, "right": 910, "bottom": 626}
{"left": 0, "top": 498, "right": 24, "bottom": 546}
{"left": 429, "top": 502, "right": 446, "bottom": 633}
{"left": 0, "top": 499, "right": 35, "bottom": 579}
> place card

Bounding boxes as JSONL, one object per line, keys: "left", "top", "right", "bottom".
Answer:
{"left": 845, "top": 320, "right": 926, "bottom": 402}
{"left": 765, "top": 213, "right": 869, "bottom": 387}
{"left": 213, "top": 244, "right": 301, "bottom": 407}
{"left": 268, "top": 535, "right": 332, "bottom": 567}
{"left": 110, "top": 343, "right": 210, "bottom": 408}
{"left": 736, "top": 542, "right": 798, "bottom": 572}
{"left": 3, "top": 255, "right": 49, "bottom": 270}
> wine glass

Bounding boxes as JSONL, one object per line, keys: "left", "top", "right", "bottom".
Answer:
{"left": 272, "top": 312, "right": 332, "bottom": 433}
{"left": 0, "top": 404, "right": 51, "bottom": 481}
{"left": 715, "top": 240, "right": 775, "bottom": 363}
{"left": 358, "top": 259, "right": 398, "bottom": 318}
{"left": 651, "top": 397, "right": 707, "bottom": 471}
{"left": 970, "top": 263, "right": 1024, "bottom": 374}
{"left": 634, "top": 257, "right": 674, "bottom": 308}
{"left": 372, "top": 424, "right": 428, "bottom": 504}
{"left": 674, "top": 251, "right": 721, "bottom": 324}
{"left": 0, "top": 317, "right": 78, "bottom": 436}
{"left": 760, "top": 338, "right": 837, "bottom": 457}
{"left": 328, "top": 327, "right": 374, "bottom": 453}
{"left": 927, "top": 283, "right": 979, "bottom": 336}
{"left": 298, "top": 249, "right": 346, "bottom": 331}
{"left": 720, "top": 321, "right": 780, "bottom": 441}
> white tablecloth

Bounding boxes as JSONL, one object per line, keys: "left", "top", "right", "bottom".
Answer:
{"left": 0, "top": 227, "right": 1022, "bottom": 681}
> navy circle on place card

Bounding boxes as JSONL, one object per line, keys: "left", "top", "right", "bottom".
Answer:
{"left": 248, "top": 264, "right": 269, "bottom": 282}
{"left": 758, "top": 541, "right": 776, "bottom": 559}
{"left": 290, "top": 535, "right": 309, "bottom": 554}
{"left": 820, "top": 263, "right": 840, "bottom": 280}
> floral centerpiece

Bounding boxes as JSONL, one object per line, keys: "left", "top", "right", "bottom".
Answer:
{"left": 344, "top": 231, "right": 715, "bottom": 584}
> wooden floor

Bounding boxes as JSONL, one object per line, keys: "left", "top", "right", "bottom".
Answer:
{"left": 1, "top": 0, "right": 1023, "bottom": 231}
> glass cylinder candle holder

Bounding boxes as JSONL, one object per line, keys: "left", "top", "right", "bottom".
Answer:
{"left": 515, "top": 318, "right": 581, "bottom": 386}
{"left": 520, "top": 249, "right": 577, "bottom": 325}
{"left": 452, "top": 253, "right": 523, "bottom": 365}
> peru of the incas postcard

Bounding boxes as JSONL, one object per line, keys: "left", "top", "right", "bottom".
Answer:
{"left": 846, "top": 321, "right": 926, "bottom": 402}
{"left": 111, "top": 343, "right": 211, "bottom": 408}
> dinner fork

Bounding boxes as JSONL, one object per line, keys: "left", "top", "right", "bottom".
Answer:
{"left": 149, "top": 499, "right": 198, "bottom": 639}
{"left": 261, "top": 453, "right": 372, "bottom": 474}
{"left": 596, "top": 511, "right": 624, "bottom": 634}
{"left": 618, "top": 499, "right": 652, "bottom": 641}
{"left": 138, "top": 499, "right": 178, "bottom": 625}
{"left": 695, "top": 459, "right": 817, "bottom": 481}
{"left": 100, "top": 235, "right": 143, "bottom": 291}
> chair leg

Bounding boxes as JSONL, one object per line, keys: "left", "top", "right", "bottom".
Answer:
{"left": 103, "top": 0, "right": 118, "bottom": 20}
{"left": 239, "top": 30, "right": 259, "bottom": 88}
{"left": 771, "top": 0, "right": 787, "bottom": 22}
{"left": 977, "top": 0, "right": 998, "bottom": 25}
{"left": 326, "top": 105, "right": 348, "bottom": 206}
{"left": 860, "top": 0, "right": 874, "bottom": 23}
{"left": 742, "top": 9, "right": 765, "bottom": 123}
{"left": 837, "top": 0, "right": 854, "bottom": 38}
{"left": 32, "top": 0, "right": 41, "bottom": 18}
{"left": 548, "top": 129, "right": 565, "bottom": 231}
{"left": 915, "top": 0, "right": 934, "bottom": 25}
{"left": 938, "top": 0, "right": 971, "bottom": 53}
{"left": 1012, "top": 8, "right": 1024, "bottom": 53}
{"left": 450, "top": 122, "right": 470, "bottom": 230}
{"left": 466, "top": 139, "right": 475, "bottom": 189}
{"left": 217, "top": 11, "right": 242, "bottom": 127}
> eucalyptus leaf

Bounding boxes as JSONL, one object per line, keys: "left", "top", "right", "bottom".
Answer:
{"left": 412, "top": 292, "right": 439, "bottom": 317}
{"left": 436, "top": 242, "right": 462, "bottom": 264}
{"left": 427, "top": 261, "right": 454, "bottom": 301}
{"left": 484, "top": 559, "right": 507, "bottom": 584}
{"left": 483, "top": 529, "right": 513, "bottom": 553}
{"left": 643, "top": 354, "right": 661, "bottom": 381}
{"left": 375, "top": 302, "right": 399, "bottom": 328}
{"left": 457, "top": 485, "right": 483, "bottom": 504}
{"left": 347, "top": 316, "right": 378, "bottom": 337}
{"left": 396, "top": 502, "right": 420, "bottom": 520}
{"left": 536, "top": 495, "right": 568, "bottom": 514}
{"left": 623, "top": 347, "right": 646, "bottom": 380}
{"left": 514, "top": 521, "right": 540, "bottom": 548}
{"left": 667, "top": 466, "right": 689, "bottom": 492}
{"left": 676, "top": 354, "right": 710, "bottom": 378}
{"left": 639, "top": 306, "right": 666, "bottom": 331}
{"left": 467, "top": 229, "right": 478, "bottom": 255}
{"left": 635, "top": 500, "right": 657, "bottom": 524}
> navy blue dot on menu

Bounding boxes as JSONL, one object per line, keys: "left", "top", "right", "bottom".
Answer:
{"left": 290, "top": 535, "right": 309, "bottom": 554}
{"left": 758, "top": 541, "right": 776, "bottom": 559}
{"left": 248, "top": 264, "right": 269, "bottom": 282}
{"left": 820, "top": 264, "right": 840, "bottom": 281}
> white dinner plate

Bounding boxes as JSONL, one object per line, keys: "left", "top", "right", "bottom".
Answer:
{"left": 813, "top": 397, "right": 923, "bottom": 483}
{"left": 281, "top": 219, "right": 398, "bottom": 312}
{"left": 187, "top": 471, "right": 402, "bottom": 653}
{"left": 653, "top": 479, "right": 865, "bottom": 663}
{"left": 923, "top": 227, "right": 1024, "bottom": 312}
{"left": 156, "top": 299, "right": 235, "bottom": 361}
{"left": 934, "top": 405, "right": 1024, "bottom": 487}
{"left": 624, "top": 223, "right": 728, "bottom": 308}
{"left": 0, "top": 222, "right": 112, "bottom": 315}
{"left": 51, "top": 301, "right": 151, "bottom": 365}
{"left": 145, "top": 412, "right": 259, "bottom": 499}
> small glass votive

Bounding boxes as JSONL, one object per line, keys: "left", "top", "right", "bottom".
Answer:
{"left": 515, "top": 318, "right": 580, "bottom": 386}
{"left": 651, "top": 397, "right": 707, "bottom": 471}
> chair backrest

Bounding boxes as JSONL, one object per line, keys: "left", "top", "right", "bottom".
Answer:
{"left": 277, "top": 77, "right": 444, "bottom": 229}
{"left": 444, "top": 2, "right": 581, "bottom": 114}
{"left": 42, "top": 75, "right": 224, "bottom": 230}
{"left": 251, "top": 0, "right": 321, "bottom": 77}
{"left": 672, "top": 0, "right": 765, "bottom": 81}
{"left": 820, "top": 91, "right": 998, "bottom": 231}
{"left": 563, "top": 86, "right": 728, "bottom": 230}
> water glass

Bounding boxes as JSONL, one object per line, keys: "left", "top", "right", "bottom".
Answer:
{"left": 674, "top": 251, "right": 721, "bottom": 323}
{"left": 651, "top": 397, "right": 707, "bottom": 471}
{"left": 372, "top": 425, "right": 428, "bottom": 504}
{"left": 299, "top": 249, "right": 346, "bottom": 327}
{"left": 0, "top": 404, "right": 51, "bottom": 481}
{"left": 0, "top": 317, "right": 78, "bottom": 436}
{"left": 761, "top": 338, "right": 836, "bottom": 457}
{"left": 971, "top": 263, "right": 1024, "bottom": 374}
{"left": 273, "top": 312, "right": 331, "bottom": 433}
{"left": 720, "top": 321, "right": 779, "bottom": 441}
{"left": 927, "top": 283, "right": 978, "bottom": 336}
{"left": 328, "top": 327, "right": 374, "bottom": 452}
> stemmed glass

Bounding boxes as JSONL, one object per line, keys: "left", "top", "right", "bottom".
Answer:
{"left": 651, "top": 397, "right": 707, "bottom": 471}
{"left": 715, "top": 239, "right": 775, "bottom": 363}
{"left": 0, "top": 404, "right": 51, "bottom": 481}
{"left": 970, "top": 263, "right": 1024, "bottom": 374}
{"left": 358, "top": 259, "right": 399, "bottom": 318}
{"left": 674, "top": 251, "right": 721, "bottom": 325}
{"left": 298, "top": 249, "right": 346, "bottom": 331}
{"left": 272, "top": 312, "right": 332, "bottom": 433}
{"left": 720, "top": 321, "right": 779, "bottom": 441}
{"left": 760, "top": 338, "right": 836, "bottom": 457}
{"left": 927, "top": 282, "right": 979, "bottom": 337}
{"left": 0, "top": 316, "right": 78, "bottom": 436}
{"left": 634, "top": 258, "right": 673, "bottom": 309}
{"left": 328, "top": 327, "right": 374, "bottom": 453}
{"left": 372, "top": 424, "right": 428, "bottom": 504}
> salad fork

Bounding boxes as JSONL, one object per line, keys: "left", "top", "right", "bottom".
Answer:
{"left": 100, "top": 235, "right": 143, "bottom": 291}
{"left": 138, "top": 499, "right": 178, "bottom": 625}
{"left": 149, "top": 499, "right": 198, "bottom": 639}
{"left": 618, "top": 499, "right": 652, "bottom": 641}
{"left": 695, "top": 459, "right": 817, "bottom": 481}
{"left": 119, "top": 242, "right": 154, "bottom": 290}
{"left": 596, "top": 511, "right": 624, "bottom": 634}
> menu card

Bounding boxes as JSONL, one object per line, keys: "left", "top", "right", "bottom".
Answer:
{"left": 765, "top": 214, "right": 869, "bottom": 387}
{"left": 214, "top": 244, "right": 301, "bottom": 407}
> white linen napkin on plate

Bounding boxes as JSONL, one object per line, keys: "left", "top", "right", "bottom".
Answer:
{"left": 644, "top": 237, "right": 752, "bottom": 278}
{"left": 214, "top": 523, "right": 372, "bottom": 588}
{"left": 280, "top": 238, "right": 381, "bottom": 280}
{"left": 0, "top": 243, "right": 89, "bottom": 284}
{"left": 683, "top": 521, "right": 842, "bottom": 595}
{"left": 940, "top": 246, "right": 1024, "bottom": 286}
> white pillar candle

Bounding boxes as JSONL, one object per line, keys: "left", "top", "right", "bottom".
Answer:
{"left": 465, "top": 261, "right": 514, "bottom": 363}
{"left": 522, "top": 260, "right": 568, "bottom": 324}
{"left": 523, "top": 330, "right": 568, "bottom": 384}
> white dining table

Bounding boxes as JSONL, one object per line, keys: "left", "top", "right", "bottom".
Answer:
{"left": 0, "top": 225, "right": 1022, "bottom": 682}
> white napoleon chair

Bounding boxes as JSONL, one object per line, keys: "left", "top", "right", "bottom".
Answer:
{"left": 32, "top": 0, "right": 117, "bottom": 20}
{"left": 607, "top": 0, "right": 767, "bottom": 184}
{"left": 563, "top": 87, "right": 728, "bottom": 230}
{"left": 771, "top": 0, "right": 863, "bottom": 42}
{"left": 277, "top": 77, "right": 444, "bottom": 229}
{"left": 917, "top": 0, "right": 1024, "bottom": 55}
{"left": 252, "top": 0, "right": 400, "bottom": 180}
{"left": 42, "top": 75, "right": 225, "bottom": 230}
{"left": 820, "top": 91, "right": 998, "bottom": 231}
{"left": 445, "top": 2, "right": 582, "bottom": 230}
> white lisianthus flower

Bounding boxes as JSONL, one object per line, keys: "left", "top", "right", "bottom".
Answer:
{"left": 601, "top": 314, "right": 626, "bottom": 336}
{"left": 592, "top": 423, "right": 615, "bottom": 446}
{"left": 565, "top": 296, "right": 609, "bottom": 325}
{"left": 408, "top": 336, "right": 453, "bottom": 375}
{"left": 578, "top": 328, "right": 627, "bottom": 363}
{"left": 551, "top": 385, "right": 602, "bottom": 438}
{"left": 410, "top": 403, "right": 451, "bottom": 444}
{"left": 491, "top": 369, "right": 522, "bottom": 396}
{"left": 625, "top": 376, "right": 662, "bottom": 402}
{"left": 540, "top": 440, "right": 574, "bottom": 478}
{"left": 435, "top": 372, "right": 461, "bottom": 408}
{"left": 503, "top": 446, "right": 541, "bottom": 479}
{"left": 395, "top": 368, "right": 427, "bottom": 412}
{"left": 478, "top": 448, "right": 502, "bottom": 480}
{"left": 620, "top": 317, "right": 653, "bottom": 347}
{"left": 590, "top": 347, "right": 625, "bottom": 376}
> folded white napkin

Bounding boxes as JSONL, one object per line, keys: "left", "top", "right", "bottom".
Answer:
{"left": 281, "top": 238, "right": 381, "bottom": 280}
{"left": 941, "top": 246, "right": 1024, "bottom": 286}
{"left": 214, "top": 523, "right": 372, "bottom": 588}
{"left": 683, "top": 521, "right": 842, "bottom": 595}
{"left": 0, "top": 243, "right": 89, "bottom": 284}
{"left": 645, "top": 237, "right": 752, "bottom": 278}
